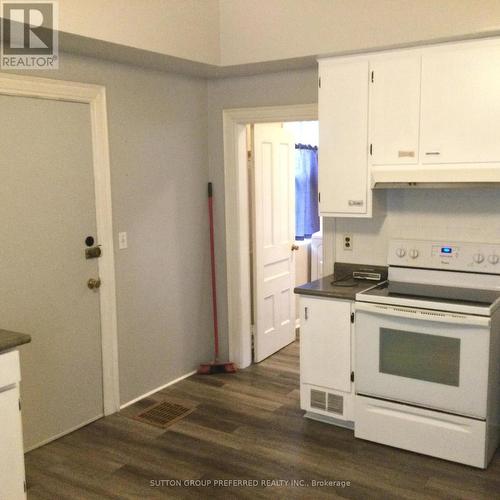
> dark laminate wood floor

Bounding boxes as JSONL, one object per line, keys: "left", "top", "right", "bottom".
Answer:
{"left": 25, "top": 341, "right": 500, "bottom": 499}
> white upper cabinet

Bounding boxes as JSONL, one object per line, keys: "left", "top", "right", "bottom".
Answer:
{"left": 319, "top": 38, "right": 500, "bottom": 202}
{"left": 318, "top": 58, "right": 371, "bottom": 216}
{"left": 369, "top": 55, "right": 421, "bottom": 165}
{"left": 420, "top": 42, "right": 500, "bottom": 165}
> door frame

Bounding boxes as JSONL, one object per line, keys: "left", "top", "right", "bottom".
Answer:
{"left": 0, "top": 73, "right": 120, "bottom": 415}
{"left": 223, "top": 104, "right": 328, "bottom": 369}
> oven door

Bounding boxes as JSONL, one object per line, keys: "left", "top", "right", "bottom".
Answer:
{"left": 355, "top": 302, "right": 490, "bottom": 419}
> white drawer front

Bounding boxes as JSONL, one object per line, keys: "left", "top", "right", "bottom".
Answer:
{"left": 0, "top": 351, "right": 21, "bottom": 390}
{"left": 355, "top": 395, "right": 487, "bottom": 468}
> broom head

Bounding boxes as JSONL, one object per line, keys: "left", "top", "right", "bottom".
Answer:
{"left": 197, "top": 361, "right": 237, "bottom": 375}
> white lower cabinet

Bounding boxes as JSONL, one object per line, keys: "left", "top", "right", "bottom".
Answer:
{"left": 0, "top": 351, "right": 26, "bottom": 500}
{"left": 299, "top": 295, "right": 354, "bottom": 424}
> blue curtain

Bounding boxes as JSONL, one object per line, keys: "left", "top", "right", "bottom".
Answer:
{"left": 295, "top": 144, "right": 320, "bottom": 240}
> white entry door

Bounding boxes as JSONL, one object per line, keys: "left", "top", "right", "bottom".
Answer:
{"left": 0, "top": 94, "right": 104, "bottom": 451}
{"left": 252, "top": 124, "right": 296, "bottom": 362}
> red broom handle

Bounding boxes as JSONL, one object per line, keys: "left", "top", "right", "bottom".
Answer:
{"left": 208, "top": 183, "right": 219, "bottom": 359}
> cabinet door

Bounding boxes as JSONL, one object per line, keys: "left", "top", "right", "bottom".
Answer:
{"left": 0, "top": 386, "right": 26, "bottom": 500}
{"left": 300, "top": 296, "right": 351, "bottom": 392}
{"left": 370, "top": 55, "right": 421, "bottom": 165}
{"left": 319, "top": 59, "right": 369, "bottom": 215}
{"left": 420, "top": 43, "right": 500, "bottom": 164}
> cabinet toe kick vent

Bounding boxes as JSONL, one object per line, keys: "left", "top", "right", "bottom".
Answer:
{"left": 310, "top": 389, "right": 344, "bottom": 415}
{"left": 310, "top": 389, "right": 326, "bottom": 410}
{"left": 327, "top": 393, "right": 344, "bottom": 415}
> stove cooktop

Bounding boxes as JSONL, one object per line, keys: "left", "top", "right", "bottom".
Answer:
{"left": 356, "top": 281, "right": 500, "bottom": 316}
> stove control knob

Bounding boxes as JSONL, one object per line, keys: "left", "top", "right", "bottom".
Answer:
{"left": 473, "top": 253, "right": 485, "bottom": 264}
{"left": 488, "top": 254, "right": 499, "bottom": 265}
{"left": 396, "top": 248, "right": 406, "bottom": 258}
{"left": 409, "top": 249, "right": 419, "bottom": 259}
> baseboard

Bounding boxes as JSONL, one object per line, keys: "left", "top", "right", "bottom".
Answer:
{"left": 25, "top": 414, "right": 103, "bottom": 453}
{"left": 120, "top": 369, "right": 197, "bottom": 410}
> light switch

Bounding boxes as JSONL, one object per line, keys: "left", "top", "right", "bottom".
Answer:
{"left": 118, "top": 232, "right": 128, "bottom": 249}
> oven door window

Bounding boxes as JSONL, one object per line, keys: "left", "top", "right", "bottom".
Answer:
{"left": 379, "top": 328, "right": 460, "bottom": 386}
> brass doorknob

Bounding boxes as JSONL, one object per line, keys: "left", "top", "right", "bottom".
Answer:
{"left": 291, "top": 244, "right": 299, "bottom": 251}
{"left": 87, "top": 278, "right": 101, "bottom": 290}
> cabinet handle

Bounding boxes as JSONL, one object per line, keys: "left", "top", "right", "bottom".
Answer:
{"left": 348, "top": 200, "right": 364, "bottom": 206}
{"left": 398, "top": 150, "right": 415, "bottom": 158}
{"left": 425, "top": 151, "right": 441, "bottom": 156}
{"left": 304, "top": 307, "right": 308, "bottom": 320}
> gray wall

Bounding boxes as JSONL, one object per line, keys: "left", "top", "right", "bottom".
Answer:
{"left": 207, "top": 68, "right": 319, "bottom": 359}
{"left": 2, "top": 52, "right": 213, "bottom": 404}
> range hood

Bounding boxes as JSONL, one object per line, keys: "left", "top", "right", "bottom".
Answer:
{"left": 371, "top": 164, "right": 500, "bottom": 189}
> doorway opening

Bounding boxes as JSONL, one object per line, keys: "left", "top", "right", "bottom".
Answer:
{"left": 246, "top": 121, "right": 322, "bottom": 364}
{"left": 222, "top": 104, "right": 328, "bottom": 370}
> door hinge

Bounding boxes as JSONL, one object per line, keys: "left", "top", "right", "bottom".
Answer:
{"left": 350, "top": 312, "right": 355, "bottom": 323}
{"left": 318, "top": 192, "right": 321, "bottom": 203}
{"left": 304, "top": 307, "right": 309, "bottom": 320}
{"left": 371, "top": 70, "right": 374, "bottom": 83}
{"left": 18, "top": 399, "right": 21, "bottom": 411}
{"left": 24, "top": 480, "right": 26, "bottom": 493}
{"left": 351, "top": 371, "right": 355, "bottom": 382}
{"left": 318, "top": 76, "right": 321, "bottom": 88}
{"left": 369, "top": 143, "right": 373, "bottom": 156}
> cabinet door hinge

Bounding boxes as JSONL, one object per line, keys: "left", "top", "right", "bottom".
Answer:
{"left": 18, "top": 399, "right": 21, "bottom": 411}
{"left": 318, "top": 192, "right": 321, "bottom": 203}
{"left": 318, "top": 76, "right": 321, "bottom": 88}
{"left": 350, "top": 312, "right": 355, "bottom": 323}
{"left": 371, "top": 70, "right": 374, "bottom": 83}
{"left": 369, "top": 143, "right": 373, "bottom": 156}
{"left": 24, "top": 481, "right": 26, "bottom": 493}
{"left": 351, "top": 371, "right": 355, "bottom": 382}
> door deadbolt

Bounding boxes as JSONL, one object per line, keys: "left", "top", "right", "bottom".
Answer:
{"left": 87, "top": 278, "right": 101, "bottom": 290}
{"left": 85, "top": 246, "right": 102, "bottom": 259}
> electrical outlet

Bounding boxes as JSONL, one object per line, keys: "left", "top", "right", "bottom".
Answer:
{"left": 343, "top": 234, "right": 353, "bottom": 251}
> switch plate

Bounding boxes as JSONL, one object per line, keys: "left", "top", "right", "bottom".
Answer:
{"left": 118, "top": 232, "right": 128, "bottom": 249}
{"left": 343, "top": 234, "right": 353, "bottom": 251}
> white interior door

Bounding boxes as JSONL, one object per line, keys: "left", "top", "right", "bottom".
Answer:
{"left": 252, "top": 124, "right": 296, "bottom": 362}
{"left": 0, "top": 94, "right": 104, "bottom": 450}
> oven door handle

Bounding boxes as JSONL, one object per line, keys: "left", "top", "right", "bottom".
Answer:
{"left": 355, "top": 302, "right": 491, "bottom": 327}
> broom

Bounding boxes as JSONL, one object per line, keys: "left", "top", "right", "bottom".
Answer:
{"left": 198, "top": 183, "right": 237, "bottom": 374}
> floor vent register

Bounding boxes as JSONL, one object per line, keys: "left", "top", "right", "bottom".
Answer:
{"left": 133, "top": 400, "right": 195, "bottom": 428}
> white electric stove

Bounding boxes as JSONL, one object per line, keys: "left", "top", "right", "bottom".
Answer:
{"left": 354, "top": 239, "right": 500, "bottom": 468}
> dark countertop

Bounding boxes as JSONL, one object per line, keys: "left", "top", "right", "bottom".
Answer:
{"left": 294, "top": 262, "right": 388, "bottom": 301}
{"left": 0, "top": 329, "right": 31, "bottom": 354}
